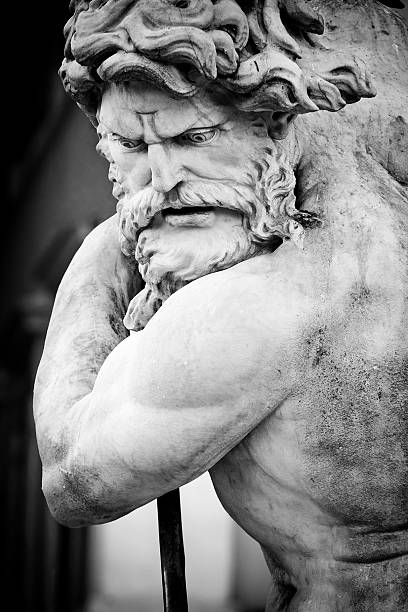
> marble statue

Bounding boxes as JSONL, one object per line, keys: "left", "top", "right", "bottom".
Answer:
{"left": 34, "top": 1, "right": 408, "bottom": 610}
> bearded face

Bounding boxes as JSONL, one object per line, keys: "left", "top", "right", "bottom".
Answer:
{"left": 97, "top": 81, "right": 309, "bottom": 331}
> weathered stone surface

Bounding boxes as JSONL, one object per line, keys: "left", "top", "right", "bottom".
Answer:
{"left": 35, "top": 2, "right": 408, "bottom": 610}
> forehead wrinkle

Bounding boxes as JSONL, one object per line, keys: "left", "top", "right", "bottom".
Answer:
{"left": 190, "top": 96, "right": 232, "bottom": 128}
{"left": 141, "top": 113, "right": 161, "bottom": 142}
{"left": 99, "top": 104, "right": 145, "bottom": 139}
{"left": 100, "top": 84, "right": 235, "bottom": 141}
{"left": 149, "top": 108, "right": 198, "bottom": 140}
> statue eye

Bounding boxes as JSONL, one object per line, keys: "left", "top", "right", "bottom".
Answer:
{"left": 179, "top": 128, "right": 218, "bottom": 146}
{"left": 121, "top": 140, "right": 138, "bottom": 149}
{"left": 110, "top": 134, "right": 146, "bottom": 151}
{"left": 120, "top": 139, "right": 146, "bottom": 151}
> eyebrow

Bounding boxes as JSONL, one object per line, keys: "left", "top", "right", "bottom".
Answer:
{"left": 99, "top": 120, "right": 144, "bottom": 140}
{"left": 109, "top": 131, "right": 142, "bottom": 140}
{"left": 150, "top": 116, "right": 229, "bottom": 140}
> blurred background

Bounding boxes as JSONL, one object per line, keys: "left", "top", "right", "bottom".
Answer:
{"left": 2, "top": 2, "right": 407, "bottom": 611}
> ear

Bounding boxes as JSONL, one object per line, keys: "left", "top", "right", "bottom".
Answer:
{"left": 266, "top": 112, "right": 297, "bottom": 139}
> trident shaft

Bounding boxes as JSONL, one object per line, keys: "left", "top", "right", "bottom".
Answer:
{"left": 157, "top": 489, "right": 188, "bottom": 612}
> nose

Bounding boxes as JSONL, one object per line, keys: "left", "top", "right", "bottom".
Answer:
{"left": 148, "top": 142, "right": 183, "bottom": 193}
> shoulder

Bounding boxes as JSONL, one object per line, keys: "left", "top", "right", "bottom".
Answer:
{"left": 133, "top": 246, "right": 326, "bottom": 399}
{"left": 153, "top": 243, "right": 324, "bottom": 340}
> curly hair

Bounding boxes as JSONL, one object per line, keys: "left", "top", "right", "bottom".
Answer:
{"left": 59, "top": 0, "right": 385, "bottom": 127}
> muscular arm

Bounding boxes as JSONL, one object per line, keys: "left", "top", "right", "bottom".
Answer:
{"left": 34, "top": 223, "right": 306, "bottom": 527}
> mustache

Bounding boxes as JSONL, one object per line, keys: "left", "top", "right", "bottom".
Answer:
{"left": 118, "top": 180, "right": 255, "bottom": 257}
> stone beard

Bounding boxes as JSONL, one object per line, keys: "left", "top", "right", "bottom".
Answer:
{"left": 110, "top": 144, "right": 306, "bottom": 331}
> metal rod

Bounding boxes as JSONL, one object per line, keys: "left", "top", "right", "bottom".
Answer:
{"left": 157, "top": 489, "right": 188, "bottom": 612}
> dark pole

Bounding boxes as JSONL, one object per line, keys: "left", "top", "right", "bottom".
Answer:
{"left": 157, "top": 489, "right": 189, "bottom": 612}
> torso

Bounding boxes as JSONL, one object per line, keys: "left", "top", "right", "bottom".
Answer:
{"left": 210, "top": 201, "right": 408, "bottom": 610}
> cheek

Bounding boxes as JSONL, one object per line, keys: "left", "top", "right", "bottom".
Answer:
{"left": 210, "top": 146, "right": 242, "bottom": 168}
{"left": 219, "top": 125, "right": 269, "bottom": 166}
{"left": 184, "top": 148, "right": 246, "bottom": 181}
{"left": 199, "top": 133, "right": 264, "bottom": 180}
{"left": 181, "top": 149, "right": 237, "bottom": 180}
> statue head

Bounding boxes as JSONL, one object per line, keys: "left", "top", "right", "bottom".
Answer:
{"left": 60, "top": 0, "right": 393, "bottom": 329}
{"left": 96, "top": 80, "right": 316, "bottom": 328}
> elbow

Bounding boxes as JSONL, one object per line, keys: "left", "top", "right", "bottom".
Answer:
{"left": 42, "top": 464, "right": 120, "bottom": 528}
{"left": 38, "top": 418, "right": 154, "bottom": 526}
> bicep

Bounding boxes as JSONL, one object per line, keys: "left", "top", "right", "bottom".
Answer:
{"left": 89, "top": 274, "right": 294, "bottom": 499}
